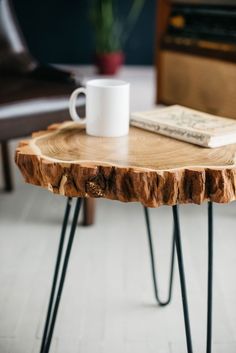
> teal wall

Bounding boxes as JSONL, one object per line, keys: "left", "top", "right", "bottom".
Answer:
{"left": 13, "top": 0, "right": 156, "bottom": 65}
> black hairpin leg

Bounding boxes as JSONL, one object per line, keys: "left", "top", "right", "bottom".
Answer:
{"left": 39, "top": 198, "right": 214, "bottom": 353}
{"left": 172, "top": 202, "right": 214, "bottom": 353}
{"left": 207, "top": 202, "right": 213, "bottom": 353}
{"left": 172, "top": 205, "right": 193, "bottom": 353}
{"left": 40, "top": 197, "right": 72, "bottom": 353}
{"left": 40, "top": 197, "right": 82, "bottom": 353}
{"left": 143, "top": 207, "right": 175, "bottom": 306}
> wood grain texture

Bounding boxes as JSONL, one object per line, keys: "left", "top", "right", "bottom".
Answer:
{"left": 159, "top": 50, "right": 236, "bottom": 119}
{"left": 15, "top": 121, "right": 236, "bottom": 207}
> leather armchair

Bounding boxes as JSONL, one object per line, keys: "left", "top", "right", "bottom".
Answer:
{"left": 0, "top": 0, "right": 95, "bottom": 225}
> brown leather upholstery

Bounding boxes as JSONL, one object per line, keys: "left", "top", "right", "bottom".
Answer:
{"left": 0, "top": 0, "right": 83, "bottom": 142}
{"left": 0, "top": 0, "right": 35, "bottom": 74}
{"left": 0, "top": 0, "right": 95, "bottom": 226}
{"left": 0, "top": 2, "right": 80, "bottom": 165}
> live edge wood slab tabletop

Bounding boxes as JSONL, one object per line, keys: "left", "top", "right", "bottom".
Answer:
{"left": 15, "top": 121, "right": 236, "bottom": 207}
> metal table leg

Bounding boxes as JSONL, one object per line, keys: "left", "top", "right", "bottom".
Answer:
{"left": 143, "top": 207, "right": 175, "bottom": 306}
{"left": 40, "top": 198, "right": 82, "bottom": 353}
{"left": 207, "top": 202, "right": 214, "bottom": 353}
{"left": 172, "top": 205, "right": 193, "bottom": 353}
{"left": 171, "top": 203, "right": 214, "bottom": 353}
{"left": 39, "top": 199, "right": 214, "bottom": 353}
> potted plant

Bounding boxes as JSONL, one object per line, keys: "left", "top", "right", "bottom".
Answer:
{"left": 90, "top": 0, "right": 144, "bottom": 75}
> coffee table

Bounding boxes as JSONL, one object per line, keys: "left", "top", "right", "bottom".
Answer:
{"left": 15, "top": 122, "right": 236, "bottom": 353}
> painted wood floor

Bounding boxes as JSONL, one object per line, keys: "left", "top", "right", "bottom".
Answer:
{"left": 0, "top": 142, "right": 236, "bottom": 353}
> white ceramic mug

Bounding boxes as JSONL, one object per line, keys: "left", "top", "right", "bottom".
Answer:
{"left": 69, "top": 79, "right": 130, "bottom": 137}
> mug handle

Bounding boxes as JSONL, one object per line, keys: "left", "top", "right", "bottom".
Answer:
{"left": 69, "top": 87, "right": 87, "bottom": 123}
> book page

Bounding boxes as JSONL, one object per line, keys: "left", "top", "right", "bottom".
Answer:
{"left": 137, "top": 105, "right": 236, "bottom": 137}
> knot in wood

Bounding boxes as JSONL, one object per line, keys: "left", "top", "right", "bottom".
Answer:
{"left": 86, "top": 180, "right": 104, "bottom": 197}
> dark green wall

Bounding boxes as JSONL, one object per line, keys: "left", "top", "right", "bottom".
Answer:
{"left": 13, "top": 0, "right": 156, "bottom": 65}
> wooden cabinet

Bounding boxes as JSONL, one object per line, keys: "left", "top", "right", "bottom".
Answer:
{"left": 156, "top": 0, "right": 236, "bottom": 119}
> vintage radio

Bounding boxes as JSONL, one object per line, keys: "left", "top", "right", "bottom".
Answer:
{"left": 156, "top": 0, "right": 236, "bottom": 119}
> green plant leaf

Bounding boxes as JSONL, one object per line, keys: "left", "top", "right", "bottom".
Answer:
{"left": 90, "top": 0, "right": 144, "bottom": 53}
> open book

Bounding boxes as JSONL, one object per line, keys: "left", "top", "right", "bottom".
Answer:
{"left": 130, "top": 105, "right": 236, "bottom": 148}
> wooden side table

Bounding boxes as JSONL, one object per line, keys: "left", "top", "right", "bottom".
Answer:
{"left": 15, "top": 122, "right": 236, "bottom": 353}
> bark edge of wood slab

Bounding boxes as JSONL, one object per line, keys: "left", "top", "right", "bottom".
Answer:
{"left": 15, "top": 121, "right": 236, "bottom": 207}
